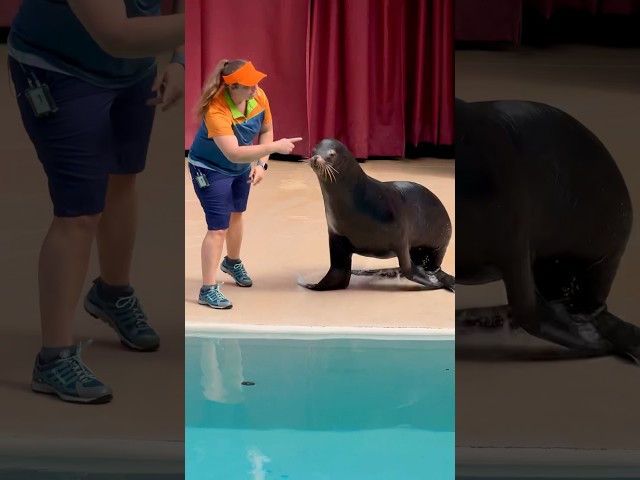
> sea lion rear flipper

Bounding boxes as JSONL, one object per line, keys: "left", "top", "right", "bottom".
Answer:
{"left": 592, "top": 310, "right": 640, "bottom": 365}
{"left": 503, "top": 254, "right": 613, "bottom": 353}
{"left": 397, "top": 250, "right": 454, "bottom": 291}
{"left": 434, "top": 268, "right": 455, "bottom": 292}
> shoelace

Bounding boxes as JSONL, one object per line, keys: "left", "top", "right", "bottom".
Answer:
{"left": 232, "top": 263, "right": 250, "bottom": 281}
{"left": 60, "top": 341, "right": 96, "bottom": 384}
{"left": 204, "top": 287, "right": 227, "bottom": 303}
{"left": 115, "top": 295, "right": 148, "bottom": 329}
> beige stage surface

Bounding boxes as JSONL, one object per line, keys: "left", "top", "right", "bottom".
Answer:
{"left": 0, "top": 45, "right": 184, "bottom": 463}
{"left": 184, "top": 156, "right": 455, "bottom": 331}
{"left": 455, "top": 44, "right": 640, "bottom": 459}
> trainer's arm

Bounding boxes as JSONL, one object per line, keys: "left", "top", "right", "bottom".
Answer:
{"left": 257, "top": 122, "right": 274, "bottom": 166}
{"left": 67, "top": 0, "right": 184, "bottom": 58}
{"left": 213, "top": 136, "right": 280, "bottom": 164}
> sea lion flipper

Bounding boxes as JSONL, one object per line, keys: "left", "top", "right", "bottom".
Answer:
{"left": 592, "top": 310, "right": 640, "bottom": 365}
{"left": 301, "top": 233, "right": 352, "bottom": 291}
{"left": 300, "top": 268, "right": 350, "bottom": 291}
{"left": 396, "top": 250, "right": 453, "bottom": 291}
{"left": 503, "top": 256, "right": 612, "bottom": 353}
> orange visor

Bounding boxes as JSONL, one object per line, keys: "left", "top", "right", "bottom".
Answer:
{"left": 222, "top": 61, "right": 267, "bottom": 86}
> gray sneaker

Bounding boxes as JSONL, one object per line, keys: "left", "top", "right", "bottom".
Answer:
{"left": 220, "top": 258, "right": 253, "bottom": 287}
{"left": 198, "top": 284, "right": 232, "bottom": 309}
{"left": 31, "top": 341, "right": 113, "bottom": 404}
{"left": 84, "top": 279, "right": 160, "bottom": 351}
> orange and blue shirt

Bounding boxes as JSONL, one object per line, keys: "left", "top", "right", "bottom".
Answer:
{"left": 188, "top": 87, "right": 272, "bottom": 176}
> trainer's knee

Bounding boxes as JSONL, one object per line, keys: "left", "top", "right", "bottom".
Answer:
{"left": 206, "top": 229, "right": 227, "bottom": 240}
{"left": 52, "top": 213, "right": 102, "bottom": 234}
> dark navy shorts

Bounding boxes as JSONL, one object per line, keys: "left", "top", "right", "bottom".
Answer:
{"left": 188, "top": 163, "right": 251, "bottom": 230}
{"left": 8, "top": 56, "right": 156, "bottom": 217}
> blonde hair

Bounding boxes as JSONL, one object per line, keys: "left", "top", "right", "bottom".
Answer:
{"left": 195, "top": 58, "right": 247, "bottom": 119}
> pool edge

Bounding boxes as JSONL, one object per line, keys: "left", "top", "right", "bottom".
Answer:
{"left": 456, "top": 446, "right": 640, "bottom": 478}
{"left": 184, "top": 321, "right": 454, "bottom": 340}
{"left": 0, "top": 433, "right": 183, "bottom": 473}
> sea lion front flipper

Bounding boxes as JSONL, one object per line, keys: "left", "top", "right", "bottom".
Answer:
{"left": 301, "top": 233, "right": 352, "bottom": 291}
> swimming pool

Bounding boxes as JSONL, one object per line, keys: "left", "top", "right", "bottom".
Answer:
{"left": 185, "top": 334, "right": 454, "bottom": 479}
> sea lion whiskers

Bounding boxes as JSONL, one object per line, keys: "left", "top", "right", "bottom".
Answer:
{"left": 314, "top": 155, "right": 338, "bottom": 183}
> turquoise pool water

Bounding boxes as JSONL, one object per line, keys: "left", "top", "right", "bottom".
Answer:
{"left": 185, "top": 336, "right": 454, "bottom": 479}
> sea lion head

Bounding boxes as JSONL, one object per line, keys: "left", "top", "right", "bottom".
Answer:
{"left": 309, "top": 138, "right": 358, "bottom": 183}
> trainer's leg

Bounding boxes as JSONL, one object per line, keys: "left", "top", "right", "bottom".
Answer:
{"left": 40, "top": 214, "right": 102, "bottom": 347}
{"left": 96, "top": 68, "right": 156, "bottom": 287}
{"left": 96, "top": 174, "right": 138, "bottom": 286}
{"left": 190, "top": 164, "right": 234, "bottom": 308}
{"left": 226, "top": 212, "right": 244, "bottom": 260}
{"left": 9, "top": 56, "right": 114, "bottom": 403}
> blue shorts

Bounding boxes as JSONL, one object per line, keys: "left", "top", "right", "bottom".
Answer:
{"left": 8, "top": 56, "right": 156, "bottom": 217}
{"left": 188, "top": 163, "right": 251, "bottom": 230}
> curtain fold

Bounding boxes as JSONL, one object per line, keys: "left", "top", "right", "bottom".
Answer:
{"left": 307, "top": 0, "right": 406, "bottom": 158}
{"left": 406, "top": 0, "right": 454, "bottom": 147}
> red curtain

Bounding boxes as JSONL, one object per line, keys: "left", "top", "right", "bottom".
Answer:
{"left": 185, "top": 0, "right": 454, "bottom": 158}
{"left": 406, "top": 0, "right": 454, "bottom": 147}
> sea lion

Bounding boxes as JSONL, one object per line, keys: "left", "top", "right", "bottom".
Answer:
{"left": 455, "top": 97, "right": 640, "bottom": 364}
{"left": 300, "top": 138, "right": 455, "bottom": 292}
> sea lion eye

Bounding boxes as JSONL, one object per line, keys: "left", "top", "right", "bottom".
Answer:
{"left": 328, "top": 149, "right": 337, "bottom": 159}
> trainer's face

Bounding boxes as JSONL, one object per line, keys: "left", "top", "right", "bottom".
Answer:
{"left": 235, "top": 84, "right": 258, "bottom": 101}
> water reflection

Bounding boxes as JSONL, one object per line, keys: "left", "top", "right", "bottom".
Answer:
{"left": 200, "top": 338, "right": 245, "bottom": 404}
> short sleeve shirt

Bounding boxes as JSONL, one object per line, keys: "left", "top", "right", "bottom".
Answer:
{"left": 188, "top": 87, "right": 272, "bottom": 176}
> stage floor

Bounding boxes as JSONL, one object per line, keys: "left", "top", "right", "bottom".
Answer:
{"left": 455, "top": 44, "right": 640, "bottom": 456}
{"left": 184, "top": 157, "right": 455, "bottom": 330}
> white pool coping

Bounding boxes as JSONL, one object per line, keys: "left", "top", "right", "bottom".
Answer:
{"left": 184, "top": 321, "right": 455, "bottom": 340}
{"left": 456, "top": 446, "right": 640, "bottom": 478}
{"left": 0, "top": 433, "right": 183, "bottom": 473}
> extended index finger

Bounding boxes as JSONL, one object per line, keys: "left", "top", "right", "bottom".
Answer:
{"left": 289, "top": 137, "right": 303, "bottom": 143}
